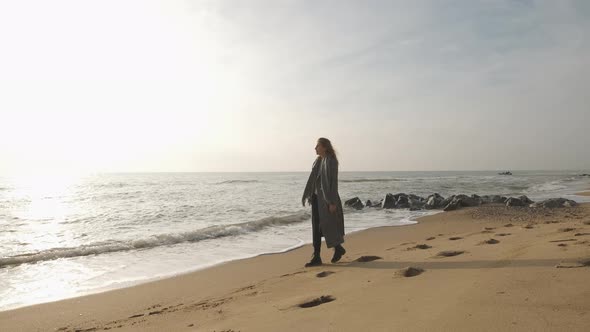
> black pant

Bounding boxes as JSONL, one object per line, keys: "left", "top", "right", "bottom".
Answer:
{"left": 311, "top": 194, "right": 323, "bottom": 255}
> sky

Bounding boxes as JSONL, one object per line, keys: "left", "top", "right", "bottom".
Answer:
{"left": 0, "top": 0, "right": 589, "bottom": 174}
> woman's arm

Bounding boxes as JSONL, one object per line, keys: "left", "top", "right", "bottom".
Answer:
{"left": 321, "top": 156, "right": 339, "bottom": 206}
{"left": 302, "top": 157, "right": 320, "bottom": 206}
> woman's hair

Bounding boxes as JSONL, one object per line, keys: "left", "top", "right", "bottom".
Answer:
{"left": 318, "top": 137, "right": 338, "bottom": 162}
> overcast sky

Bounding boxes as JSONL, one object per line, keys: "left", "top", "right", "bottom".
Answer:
{"left": 1, "top": 0, "right": 589, "bottom": 174}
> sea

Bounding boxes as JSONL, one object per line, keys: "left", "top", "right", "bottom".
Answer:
{"left": 1, "top": 171, "right": 589, "bottom": 311}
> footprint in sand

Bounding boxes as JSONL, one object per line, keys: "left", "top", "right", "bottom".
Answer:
{"left": 556, "top": 259, "right": 590, "bottom": 269}
{"left": 480, "top": 239, "right": 500, "bottom": 245}
{"left": 316, "top": 271, "right": 335, "bottom": 278}
{"left": 436, "top": 250, "right": 465, "bottom": 257}
{"left": 524, "top": 224, "right": 535, "bottom": 229}
{"left": 484, "top": 227, "right": 495, "bottom": 231}
{"left": 412, "top": 244, "right": 432, "bottom": 250}
{"left": 449, "top": 237, "right": 463, "bottom": 241}
{"left": 574, "top": 232, "right": 590, "bottom": 236}
{"left": 280, "top": 271, "right": 307, "bottom": 278}
{"left": 559, "top": 227, "right": 576, "bottom": 232}
{"left": 355, "top": 255, "right": 382, "bottom": 262}
{"left": 298, "top": 295, "right": 336, "bottom": 308}
{"left": 558, "top": 243, "right": 568, "bottom": 247}
{"left": 426, "top": 237, "right": 436, "bottom": 241}
{"left": 549, "top": 239, "right": 577, "bottom": 243}
{"left": 495, "top": 233, "right": 511, "bottom": 237}
{"left": 504, "top": 223, "right": 514, "bottom": 227}
{"left": 397, "top": 267, "right": 425, "bottom": 277}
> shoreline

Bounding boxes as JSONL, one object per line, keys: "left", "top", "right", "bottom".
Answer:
{"left": 1, "top": 204, "right": 589, "bottom": 331}
{"left": 0, "top": 214, "right": 430, "bottom": 313}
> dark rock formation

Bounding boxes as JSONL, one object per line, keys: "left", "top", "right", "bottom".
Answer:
{"left": 519, "top": 195, "right": 533, "bottom": 205}
{"left": 425, "top": 193, "right": 445, "bottom": 209}
{"left": 409, "top": 198, "right": 425, "bottom": 211}
{"left": 396, "top": 195, "right": 410, "bottom": 209}
{"left": 382, "top": 194, "right": 397, "bottom": 209}
{"left": 530, "top": 198, "right": 577, "bottom": 208}
{"left": 440, "top": 195, "right": 455, "bottom": 208}
{"left": 443, "top": 199, "right": 461, "bottom": 211}
{"left": 505, "top": 197, "right": 525, "bottom": 207}
{"left": 443, "top": 194, "right": 482, "bottom": 211}
{"left": 344, "top": 197, "right": 364, "bottom": 210}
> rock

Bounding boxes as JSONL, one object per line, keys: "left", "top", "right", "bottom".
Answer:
{"left": 530, "top": 198, "right": 578, "bottom": 208}
{"left": 442, "top": 194, "right": 481, "bottom": 211}
{"left": 440, "top": 195, "right": 455, "bottom": 208}
{"left": 564, "top": 200, "right": 577, "bottom": 208}
{"left": 490, "top": 195, "right": 507, "bottom": 204}
{"left": 365, "top": 200, "right": 372, "bottom": 207}
{"left": 480, "top": 195, "right": 505, "bottom": 204}
{"left": 498, "top": 171, "right": 512, "bottom": 175}
{"left": 443, "top": 199, "right": 461, "bottom": 211}
{"left": 396, "top": 195, "right": 410, "bottom": 209}
{"left": 519, "top": 195, "right": 534, "bottom": 205}
{"left": 463, "top": 195, "right": 483, "bottom": 207}
{"left": 409, "top": 198, "right": 425, "bottom": 210}
{"left": 425, "top": 193, "right": 445, "bottom": 209}
{"left": 408, "top": 194, "right": 425, "bottom": 202}
{"left": 382, "top": 194, "right": 397, "bottom": 209}
{"left": 344, "top": 197, "right": 364, "bottom": 210}
{"left": 505, "top": 197, "right": 525, "bottom": 207}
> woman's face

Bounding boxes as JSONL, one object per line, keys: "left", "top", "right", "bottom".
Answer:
{"left": 315, "top": 141, "right": 326, "bottom": 156}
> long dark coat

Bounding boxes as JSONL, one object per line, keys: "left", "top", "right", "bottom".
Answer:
{"left": 302, "top": 155, "right": 345, "bottom": 248}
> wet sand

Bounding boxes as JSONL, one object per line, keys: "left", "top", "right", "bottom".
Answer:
{"left": 1, "top": 204, "right": 589, "bottom": 331}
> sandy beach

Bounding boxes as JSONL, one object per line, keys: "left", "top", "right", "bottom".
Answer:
{"left": 1, "top": 204, "right": 589, "bottom": 332}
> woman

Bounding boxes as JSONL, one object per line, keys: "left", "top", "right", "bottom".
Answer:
{"left": 301, "top": 137, "right": 346, "bottom": 267}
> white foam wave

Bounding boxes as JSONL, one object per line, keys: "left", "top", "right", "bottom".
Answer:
{"left": 0, "top": 212, "right": 311, "bottom": 268}
{"left": 215, "top": 180, "right": 260, "bottom": 184}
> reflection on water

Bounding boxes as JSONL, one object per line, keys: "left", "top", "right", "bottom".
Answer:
{"left": 2, "top": 175, "right": 82, "bottom": 253}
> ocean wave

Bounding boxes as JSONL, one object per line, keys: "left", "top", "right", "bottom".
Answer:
{"left": 341, "top": 178, "right": 402, "bottom": 183}
{"left": 526, "top": 180, "right": 567, "bottom": 193}
{"left": 93, "top": 182, "right": 130, "bottom": 189}
{"left": 0, "top": 212, "right": 311, "bottom": 268}
{"left": 215, "top": 180, "right": 260, "bottom": 184}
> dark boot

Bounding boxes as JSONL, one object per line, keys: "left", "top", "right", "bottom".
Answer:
{"left": 305, "top": 254, "right": 323, "bottom": 267}
{"left": 331, "top": 245, "right": 346, "bottom": 263}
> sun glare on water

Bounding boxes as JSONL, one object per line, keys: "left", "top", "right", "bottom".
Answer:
{"left": 5, "top": 174, "right": 83, "bottom": 252}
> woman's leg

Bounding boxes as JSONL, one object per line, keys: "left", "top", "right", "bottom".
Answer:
{"left": 305, "top": 194, "right": 323, "bottom": 267}
{"left": 311, "top": 194, "right": 322, "bottom": 255}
